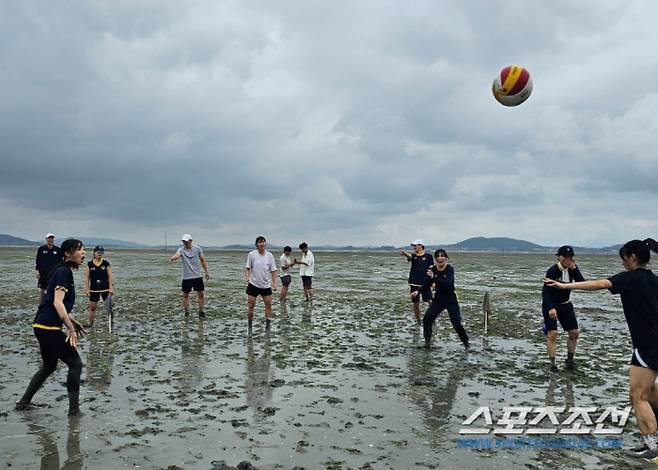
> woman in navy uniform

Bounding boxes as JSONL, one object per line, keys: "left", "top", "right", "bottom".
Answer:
{"left": 84, "top": 246, "right": 113, "bottom": 327}
{"left": 16, "top": 239, "right": 87, "bottom": 415}
{"left": 413, "top": 249, "right": 469, "bottom": 350}
{"left": 545, "top": 239, "right": 658, "bottom": 462}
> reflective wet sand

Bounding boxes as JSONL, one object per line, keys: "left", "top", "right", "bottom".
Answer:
{"left": 0, "top": 248, "right": 645, "bottom": 469}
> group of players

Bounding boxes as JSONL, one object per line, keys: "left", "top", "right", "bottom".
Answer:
{"left": 17, "top": 232, "right": 658, "bottom": 462}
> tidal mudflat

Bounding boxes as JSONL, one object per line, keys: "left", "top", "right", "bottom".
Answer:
{"left": 0, "top": 248, "right": 645, "bottom": 469}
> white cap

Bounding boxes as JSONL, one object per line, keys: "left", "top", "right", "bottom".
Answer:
{"left": 45, "top": 233, "right": 55, "bottom": 239}
{"left": 411, "top": 239, "right": 424, "bottom": 246}
{"left": 181, "top": 234, "right": 193, "bottom": 242}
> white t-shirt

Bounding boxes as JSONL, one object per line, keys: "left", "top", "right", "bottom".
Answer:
{"left": 299, "top": 250, "right": 314, "bottom": 277}
{"left": 279, "top": 254, "right": 293, "bottom": 278}
{"left": 245, "top": 250, "right": 277, "bottom": 289}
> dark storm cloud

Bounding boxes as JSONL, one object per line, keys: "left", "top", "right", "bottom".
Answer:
{"left": 1, "top": 1, "right": 657, "bottom": 246}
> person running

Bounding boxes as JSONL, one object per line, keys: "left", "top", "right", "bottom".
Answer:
{"left": 279, "top": 246, "right": 294, "bottom": 303}
{"left": 84, "top": 246, "right": 113, "bottom": 327}
{"left": 542, "top": 245, "right": 585, "bottom": 372}
{"left": 16, "top": 239, "right": 87, "bottom": 415}
{"left": 297, "top": 242, "right": 314, "bottom": 301}
{"left": 413, "top": 249, "right": 469, "bottom": 350}
{"left": 544, "top": 238, "right": 658, "bottom": 462}
{"left": 35, "top": 233, "right": 60, "bottom": 301}
{"left": 400, "top": 239, "right": 434, "bottom": 324}
{"left": 170, "top": 234, "right": 210, "bottom": 317}
{"left": 245, "top": 236, "right": 278, "bottom": 330}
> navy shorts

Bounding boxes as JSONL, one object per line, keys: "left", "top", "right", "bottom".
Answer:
{"left": 246, "top": 283, "right": 272, "bottom": 298}
{"left": 542, "top": 302, "right": 578, "bottom": 332}
{"left": 89, "top": 291, "right": 109, "bottom": 302}
{"left": 280, "top": 275, "right": 292, "bottom": 287}
{"left": 630, "top": 348, "right": 658, "bottom": 371}
{"left": 301, "top": 276, "right": 312, "bottom": 288}
{"left": 410, "top": 285, "right": 432, "bottom": 304}
{"left": 182, "top": 277, "right": 204, "bottom": 293}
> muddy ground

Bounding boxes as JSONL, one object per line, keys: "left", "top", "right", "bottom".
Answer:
{"left": 0, "top": 248, "right": 647, "bottom": 469}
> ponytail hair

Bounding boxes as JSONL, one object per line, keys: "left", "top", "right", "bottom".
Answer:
{"left": 619, "top": 239, "right": 657, "bottom": 265}
{"left": 48, "top": 239, "right": 84, "bottom": 280}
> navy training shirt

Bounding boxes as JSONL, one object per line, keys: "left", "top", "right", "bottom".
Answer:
{"left": 35, "top": 244, "right": 61, "bottom": 277}
{"left": 88, "top": 259, "right": 110, "bottom": 291}
{"left": 34, "top": 266, "right": 76, "bottom": 328}
{"left": 408, "top": 253, "right": 435, "bottom": 286}
{"left": 608, "top": 268, "right": 658, "bottom": 350}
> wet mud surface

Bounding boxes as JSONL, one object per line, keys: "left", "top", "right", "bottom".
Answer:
{"left": 0, "top": 248, "right": 648, "bottom": 469}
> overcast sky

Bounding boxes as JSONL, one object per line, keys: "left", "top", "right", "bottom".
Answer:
{"left": 1, "top": 1, "right": 657, "bottom": 247}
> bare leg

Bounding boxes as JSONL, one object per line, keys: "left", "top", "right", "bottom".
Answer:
{"left": 629, "top": 365, "right": 658, "bottom": 434}
{"left": 567, "top": 329, "right": 579, "bottom": 354}
{"left": 88, "top": 301, "right": 98, "bottom": 326}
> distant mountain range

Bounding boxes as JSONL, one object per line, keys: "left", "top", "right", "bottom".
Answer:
{"left": 0, "top": 233, "right": 624, "bottom": 253}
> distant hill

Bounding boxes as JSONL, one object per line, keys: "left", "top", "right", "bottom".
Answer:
{"left": 443, "top": 237, "right": 545, "bottom": 252}
{"left": 0, "top": 234, "right": 39, "bottom": 246}
{"left": 0, "top": 232, "right": 630, "bottom": 253}
{"left": 75, "top": 237, "right": 149, "bottom": 248}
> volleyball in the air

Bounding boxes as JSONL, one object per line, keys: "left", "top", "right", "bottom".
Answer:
{"left": 492, "top": 65, "right": 533, "bottom": 107}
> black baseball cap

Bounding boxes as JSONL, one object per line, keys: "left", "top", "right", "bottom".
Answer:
{"left": 94, "top": 245, "right": 105, "bottom": 253}
{"left": 556, "top": 245, "right": 575, "bottom": 257}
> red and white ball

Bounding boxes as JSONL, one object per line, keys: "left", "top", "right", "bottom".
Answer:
{"left": 492, "top": 65, "right": 533, "bottom": 107}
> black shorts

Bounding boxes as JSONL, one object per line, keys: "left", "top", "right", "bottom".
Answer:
{"left": 37, "top": 275, "right": 49, "bottom": 289}
{"left": 542, "top": 302, "right": 578, "bottom": 332}
{"left": 301, "top": 276, "right": 313, "bottom": 288}
{"left": 89, "top": 291, "right": 109, "bottom": 303}
{"left": 182, "top": 277, "right": 205, "bottom": 293}
{"left": 630, "top": 348, "right": 658, "bottom": 371}
{"left": 410, "top": 285, "right": 432, "bottom": 304}
{"left": 246, "top": 283, "right": 272, "bottom": 298}
{"left": 280, "top": 275, "right": 292, "bottom": 287}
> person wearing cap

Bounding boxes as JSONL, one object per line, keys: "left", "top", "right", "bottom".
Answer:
{"left": 170, "top": 234, "right": 210, "bottom": 317}
{"left": 541, "top": 245, "right": 585, "bottom": 372}
{"left": 400, "top": 239, "right": 434, "bottom": 323}
{"left": 84, "top": 246, "right": 112, "bottom": 327}
{"left": 35, "top": 234, "right": 60, "bottom": 300}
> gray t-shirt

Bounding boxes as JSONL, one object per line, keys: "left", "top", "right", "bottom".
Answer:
{"left": 177, "top": 244, "right": 204, "bottom": 280}
{"left": 245, "top": 250, "right": 277, "bottom": 289}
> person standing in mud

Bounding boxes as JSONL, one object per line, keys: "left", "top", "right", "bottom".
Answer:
{"left": 16, "top": 239, "right": 87, "bottom": 415}
{"left": 544, "top": 239, "right": 658, "bottom": 462}
{"left": 84, "top": 246, "right": 112, "bottom": 327}
{"left": 170, "top": 234, "right": 210, "bottom": 317}
{"left": 35, "top": 233, "right": 60, "bottom": 301}
{"left": 245, "top": 236, "right": 278, "bottom": 330}
{"left": 413, "top": 249, "right": 469, "bottom": 350}
{"left": 541, "top": 245, "right": 585, "bottom": 372}
{"left": 400, "top": 239, "right": 434, "bottom": 324}
{"left": 279, "top": 246, "right": 294, "bottom": 303}
{"left": 297, "top": 242, "right": 315, "bottom": 301}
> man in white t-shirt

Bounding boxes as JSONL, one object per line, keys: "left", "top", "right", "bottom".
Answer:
{"left": 279, "top": 246, "right": 294, "bottom": 303}
{"left": 245, "top": 236, "right": 278, "bottom": 330}
{"left": 297, "top": 242, "right": 314, "bottom": 301}
{"left": 170, "top": 234, "right": 210, "bottom": 317}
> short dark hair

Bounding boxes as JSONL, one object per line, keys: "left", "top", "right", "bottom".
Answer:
{"left": 255, "top": 236, "right": 266, "bottom": 246}
{"left": 299, "top": 242, "right": 308, "bottom": 250}
{"left": 283, "top": 246, "right": 292, "bottom": 253}
{"left": 434, "top": 249, "right": 449, "bottom": 259}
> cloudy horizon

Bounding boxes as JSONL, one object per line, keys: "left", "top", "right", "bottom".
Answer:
{"left": 2, "top": 1, "right": 658, "bottom": 247}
